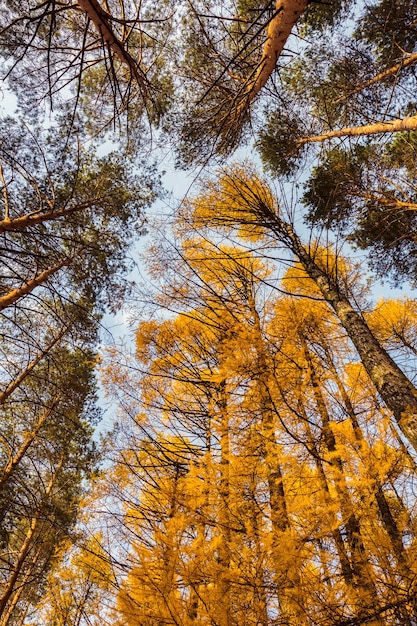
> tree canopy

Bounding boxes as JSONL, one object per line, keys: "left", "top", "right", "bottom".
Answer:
{"left": 1, "top": 0, "right": 417, "bottom": 624}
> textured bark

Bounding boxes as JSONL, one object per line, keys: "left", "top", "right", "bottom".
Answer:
{"left": 297, "top": 115, "right": 417, "bottom": 145}
{"left": 267, "top": 217, "right": 417, "bottom": 453}
{"left": 247, "top": 0, "right": 309, "bottom": 106}
{"left": 76, "top": 0, "right": 148, "bottom": 93}
{"left": 0, "top": 257, "right": 72, "bottom": 311}
{"left": 0, "top": 200, "right": 101, "bottom": 234}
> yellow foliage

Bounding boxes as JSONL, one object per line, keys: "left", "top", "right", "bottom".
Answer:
{"left": 186, "top": 163, "right": 278, "bottom": 241}
{"left": 366, "top": 297, "right": 417, "bottom": 351}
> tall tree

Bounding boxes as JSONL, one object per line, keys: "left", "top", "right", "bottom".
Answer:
{"left": 186, "top": 165, "right": 417, "bottom": 452}
{"left": 0, "top": 345, "right": 98, "bottom": 625}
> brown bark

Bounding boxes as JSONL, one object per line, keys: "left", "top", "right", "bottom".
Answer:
{"left": 0, "top": 546, "right": 43, "bottom": 626}
{"left": 324, "top": 348, "right": 413, "bottom": 583}
{"left": 297, "top": 115, "right": 417, "bottom": 146}
{"left": 302, "top": 339, "right": 382, "bottom": 613}
{"left": 0, "top": 200, "right": 102, "bottom": 234}
{"left": 335, "top": 52, "right": 417, "bottom": 104}
{"left": 0, "top": 457, "right": 63, "bottom": 619}
{"left": 246, "top": 0, "right": 309, "bottom": 106}
{"left": 299, "top": 402, "right": 355, "bottom": 585}
{"left": 267, "top": 216, "right": 417, "bottom": 453}
{"left": 248, "top": 294, "right": 290, "bottom": 532}
{"left": 374, "top": 486, "right": 412, "bottom": 581}
{"left": 0, "top": 398, "right": 59, "bottom": 488}
{"left": 76, "top": 0, "right": 148, "bottom": 94}
{"left": 310, "top": 340, "right": 417, "bottom": 619}
{"left": 0, "top": 256, "right": 72, "bottom": 312}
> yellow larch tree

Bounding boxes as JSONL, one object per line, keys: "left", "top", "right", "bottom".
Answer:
{"left": 67, "top": 209, "right": 417, "bottom": 626}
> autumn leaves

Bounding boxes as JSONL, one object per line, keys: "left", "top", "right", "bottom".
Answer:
{"left": 90, "top": 168, "right": 417, "bottom": 625}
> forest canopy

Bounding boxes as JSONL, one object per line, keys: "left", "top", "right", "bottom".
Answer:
{"left": 1, "top": 1, "right": 417, "bottom": 625}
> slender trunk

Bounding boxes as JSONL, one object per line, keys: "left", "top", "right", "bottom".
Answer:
{"left": 0, "top": 457, "right": 63, "bottom": 619}
{"left": 394, "top": 333, "right": 417, "bottom": 357}
{"left": 248, "top": 296, "right": 306, "bottom": 623}
{"left": 188, "top": 411, "right": 213, "bottom": 623}
{"left": 268, "top": 216, "right": 417, "bottom": 452}
{"left": 0, "top": 327, "right": 68, "bottom": 404}
{"left": 0, "top": 257, "right": 72, "bottom": 312}
{"left": 246, "top": 458, "right": 269, "bottom": 626}
{"left": 374, "top": 487, "right": 412, "bottom": 581}
{"left": 388, "top": 422, "right": 417, "bottom": 473}
{"left": 158, "top": 464, "right": 182, "bottom": 626}
{"left": 0, "top": 398, "right": 60, "bottom": 487}
{"left": 76, "top": 0, "right": 148, "bottom": 94}
{"left": 217, "top": 380, "right": 231, "bottom": 626}
{"left": 335, "top": 52, "right": 417, "bottom": 104}
{"left": 302, "top": 340, "right": 382, "bottom": 622}
{"left": 71, "top": 579, "right": 94, "bottom": 626}
{"left": 0, "top": 200, "right": 101, "bottom": 234}
{"left": 0, "top": 545, "right": 43, "bottom": 626}
{"left": 297, "top": 398, "right": 354, "bottom": 585}
{"left": 297, "top": 115, "right": 417, "bottom": 146}
{"left": 188, "top": 585, "right": 199, "bottom": 622}
{"left": 323, "top": 346, "right": 413, "bottom": 583}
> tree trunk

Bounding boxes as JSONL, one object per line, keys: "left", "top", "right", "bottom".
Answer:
{"left": 297, "top": 115, "right": 417, "bottom": 146}
{"left": 323, "top": 346, "right": 414, "bottom": 585}
{"left": 0, "top": 545, "right": 44, "bottom": 626}
{"left": 302, "top": 414, "right": 355, "bottom": 586}
{"left": 246, "top": 456, "right": 269, "bottom": 626}
{"left": 248, "top": 295, "right": 306, "bottom": 624}
{"left": 0, "top": 327, "right": 68, "bottom": 404}
{"left": 247, "top": 0, "right": 309, "bottom": 106}
{"left": 76, "top": 0, "right": 148, "bottom": 94}
{"left": 0, "top": 200, "right": 100, "bottom": 234}
{"left": 302, "top": 339, "right": 382, "bottom": 621}
{"left": 216, "top": 380, "right": 231, "bottom": 626}
{"left": 0, "top": 399, "right": 59, "bottom": 488}
{"left": 0, "top": 457, "right": 63, "bottom": 619}
{"left": 268, "top": 216, "right": 417, "bottom": 453}
{"left": 334, "top": 51, "right": 417, "bottom": 104}
{"left": 0, "top": 257, "right": 72, "bottom": 312}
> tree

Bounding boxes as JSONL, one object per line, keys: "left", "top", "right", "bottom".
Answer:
{"left": 0, "top": 345, "right": 98, "bottom": 625}
{"left": 0, "top": 117, "right": 157, "bottom": 315}
{"left": 254, "top": 0, "right": 417, "bottom": 284}
{"left": 299, "top": 134, "right": 417, "bottom": 284}
{"left": 0, "top": 112, "right": 158, "bottom": 624}
{"left": 0, "top": 0, "right": 174, "bottom": 131}
{"left": 32, "top": 535, "right": 115, "bottom": 626}
{"left": 186, "top": 165, "right": 417, "bottom": 452}
{"left": 78, "top": 222, "right": 417, "bottom": 625}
